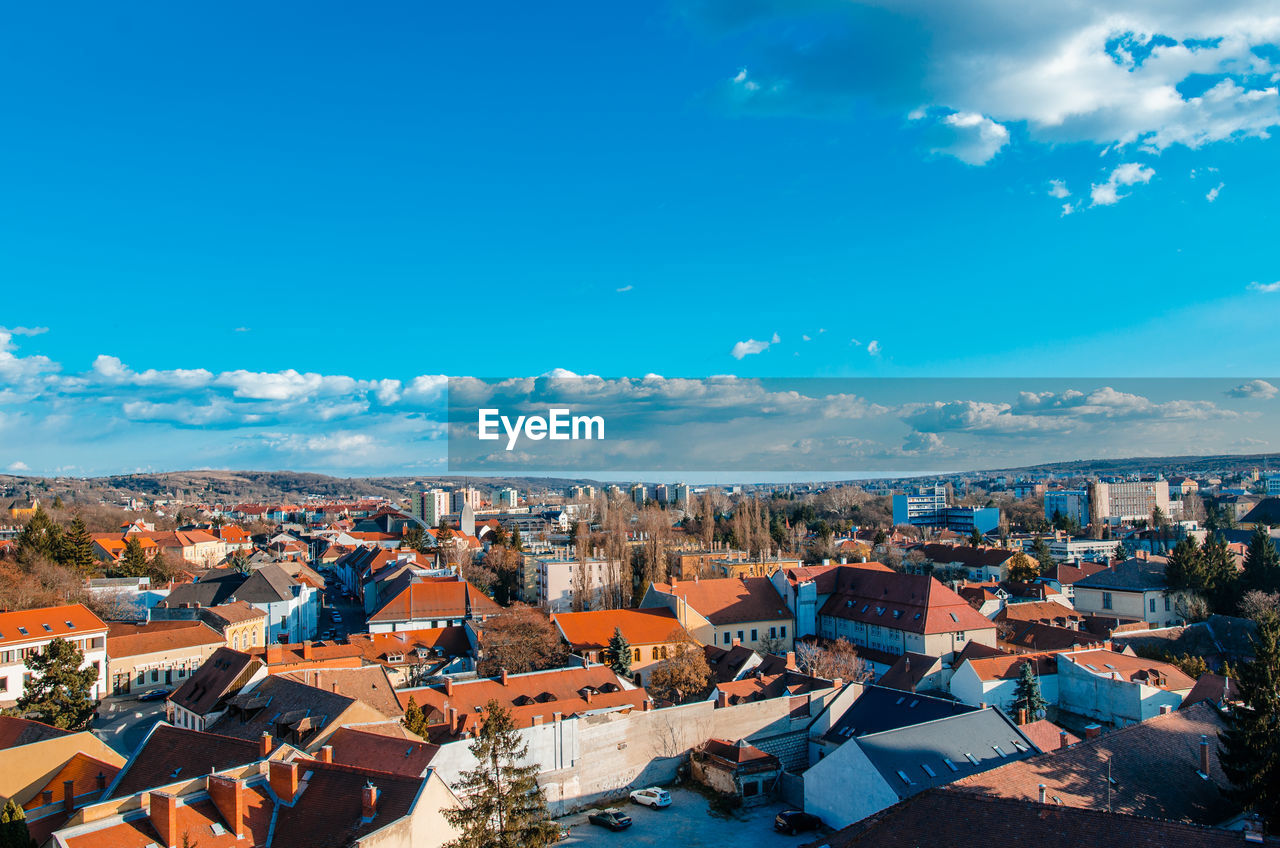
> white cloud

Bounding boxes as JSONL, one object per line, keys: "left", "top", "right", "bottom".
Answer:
{"left": 616, "top": 285, "right": 633, "bottom": 293}
{"left": 1248, "top": 281, "right": 1280, "bottom": 293}
{"left": 705, "top": 1, "right": 1280, "bottom": 162}
{"left": 1, "top": 326, "right": 48, "bottom": 337}
{"left": 1090, "top": 162, "right": 1155, "bottom": 206}
{"left": 234, "top": 327, "right": 250, "bottom": 333}
{"left": 6, "top": 461, "right": 29, "bottom": 473}
{"left": 931, "top": 111, "right": 1010, "bottom": 164}
{"left": 1227, "top": 379, "right": 1279, "bottom": 399}
{"left": 1206, "top": 182, "right": 1224, "bottom": 202}
{"left": 731, "top": 338, "right": 772, "bottom": 359}
{"left": 802, "top": 334, "right": 812, "bottom": 341}
{"left": 867, "top": 340, "right": 882, "bottom": 355}
{"left": 1048, "top": 180, "right": 1071, "bottom": 198}
{"left": 771, "top": 332, "right": 781, "bottom": 343}
{"left": 1061, "top": 202, "right": 1076, "bottom": 216}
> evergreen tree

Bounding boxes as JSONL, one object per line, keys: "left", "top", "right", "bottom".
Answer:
{"left": 969, "top": 527, "right": 984, "bottom": 548}
{"left": 15, "top": 638, "right": 99, "bottom": 730}
{"left": 1219, "top": 611, "right": 1280, "bottom": 824}
{"left": 1009, "top": 659, "right": 1048, "bottom": 722}
{"left": 1202, "top": 534, "right": 1240, "bottom": 612}
{"left": 0, "top": 797, "right": 34, "bottom": 848}
{"left": 402, "top": 695, "right": 430, "bottom": 737}
{"left": 605, "top": 626, "right": 632, "bottom": 677}
{"left": 444, "top": 701, "right": 558, "bottom": 848}
{"left": 61, "top": 515, "right": 96, "bottom": 574}
{"left": 1031, "top": 534, "right": 1055, "bottom": 572}
{"left": 51, "top": 495, "right": 64, "bottom": 510}
{"left": 1165, "top": 537, "right": 1206, "bottom": 593}
{"left": 117, "top": 536, "right": 150, "bottom": 577}
{"left": 14, "top": 505, "right": 62, "bottom": 564}
{"left": 1243, "top": 525, "right": 1280, "bottom": 596}
{"left": 1007, "top": 551, "right": 1041, "bottom": 583}
{"left": 510, "top": 526, "right": 523, "bottom": 552}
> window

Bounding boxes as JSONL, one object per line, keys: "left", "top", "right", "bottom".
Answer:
{"left": 652, "top": 647, "right": 659, "bottom": 660}
{"left": 742, "top": 781, "right": 759, "bottom": 797}
{"left": 769, "top": 626, "right": 777, "bottom": 639}
{"left": 1149, "top": 598, "right": 1156, "bottom": 613}
{"left": 1164, "top": 596, "right": 1171, "bottom": 612}
{"left": 1102, "top": 592, "right": 1113, "bottom": 610}
{"left": 0, "top": 678, "right": 7, "bottom": 693}
{"left": 736, "top": 630, "right": 744, "bottom": 643}
{"left": 633, "top": 649, "right": 641, "bottom": 662}
{"left": 780, "top": 626, "right": 786, "bottom": 638}
{"left": 750, "top": 629, "right": 758, "bottom": 642}
{"left": 137, "top": 671, "right": 146, "bottom": 685}
{"left": 723, "top": 632, "right": 731, "bottom": 645}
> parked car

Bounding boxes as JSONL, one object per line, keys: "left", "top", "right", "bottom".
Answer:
{"left": 137, "top": 688, "right": 172, "bottom": 702}
{"left": 774, "top": 811, "right": 822, "bottom": 835}
{"left": 587, "top": 809, "right": 632, "bottom": 831}
{"left": 629, "top": 787, "right": 671, "bottom": 808}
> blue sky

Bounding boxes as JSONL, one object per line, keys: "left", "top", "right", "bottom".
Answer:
{"left": 3, "top": 1, "right": 1280, "bottom": 475}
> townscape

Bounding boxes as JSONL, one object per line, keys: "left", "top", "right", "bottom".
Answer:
{"left": 0, "top": 465, "right": 1277, "bottom": 847}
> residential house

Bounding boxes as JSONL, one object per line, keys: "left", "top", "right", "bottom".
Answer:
{"left": 0, "top": 604, "right": 108, "bottom": 706}
{"left": 1072, "top": 557, "right": 1179, "bottom": 627}
{"left": 366, "top": 574, "right": 501, "bottom": 633}
{"left": 1055, "top": 649, "right": 1195, "bottom": 724}
{"left": 246, "top": 641, "right": 365, "bottom": 674}
{"left": 155, "top": 565, "right": 319, "bottom": 644}
{"left": 876, "top": 652, "right": 948, "bottom": 695}
{"left": 1040, "top": 561, "right": 1110, "bottom": 602}
{"left": 917, "top": 544, "right": 1017, "bottom": 582}
{"left": 521, "top": 552, "right": 624, "bottom": 612}
{"left": 202, "top": 601, "right": 270, "bottom": 652}
{"left": 950, "top": 702, "right": 1232, "bottom": 825}
{"left": 950, "top": 652, "right": 1059, "bottom": 715}
{"left": 803, "top": 706, "right": 1036, "bottom": 830}
{"left": 994, "top": 601, "right": 1084, "bottom": 630}
{"left": 691, "top": 738, "right": 781, "bottom": 806}
{"left": 641, "top": 576, "right": 793, "bottom": 653}
{"left": 106, "top": 620, "right": 226, "bottom": 695}
{"left": 5, "top": 498, "right": 37, "bottom": 520}
{"left": 323, "top": 727, "right": 439, "bottom": 778}
{"left": 167, "top": 647, "right": 267, "bottom": 732}
{"left": 551, "top": 607, "right": 692, "bottom": 686}
{"left": 809, "top": 685, "right": 978, "bottom": 762}
{"left": 347, "top": 627, "right": 475, "bottom": 687}
{"left": 105, "top": 724, "right": 265, "bottom": 800}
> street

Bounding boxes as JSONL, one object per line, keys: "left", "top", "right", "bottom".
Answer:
{"left": 318, "top": 574, "right": 367, "bottom": 640}
{"left": 92, "top": 693, "right": 167, "bottom": 756}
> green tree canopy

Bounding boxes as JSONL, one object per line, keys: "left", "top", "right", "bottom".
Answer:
{"left": 1007, "top": 551, "right": 1041, "bottom": 583}
{"left": 605, "top": 626, "right": 632, "bottom": 677}
{"left": 117, "top": 536, "right": 150, "bottom": 578}
{"left": 15, "top": 505, "right": 62, "bottom": 564}
{"left": 1219, "top": 611, "right": 1280, "bottom": 823}
{"left": 0, "top": 797, "right": 34, "bottom": 848}
{"left": 15, "top": 638, "right": 99, "bottom": 730}
{"left": 60, "top": 515, "right": 96, "bottom": 574}
{"left": 444, "top": 701, "right": 558, "bottom": 848}
{"left": 1165, "top": 537, "right": 1206, "bottom": 593}
{"left": 1243, "top": 526, "right": 1280, "bottom": 597}
{"left": 1010, "top": 659, "right": 1048, "bottom": 722}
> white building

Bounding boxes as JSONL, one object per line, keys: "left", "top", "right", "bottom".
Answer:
{"left": 0, "top": 604, "right": 109, "bottom": 705}
{"left": 630, "top": 484, "right": 647, "bottom": 506}
{"left": 1091, "top": 480, "right": 1171, "bottom": 524}
{"left": 419, "top": 489, "right": 450, "bottom": 526}
{"left": 451, "top": 487, "right": 482, "bottom": 513}
{"left": 494, "top": 487, "right": 519, "bottom": 509}
{"left": 524, "top": 553, "right": 622, "bottom": 613}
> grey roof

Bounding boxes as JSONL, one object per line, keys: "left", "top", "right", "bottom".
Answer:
{"left": 155, "top": 569, "right": 247, "bottom": 609}
{"left": 1240, "top": 497, "right": 1280, "bottom": 526}
{"left": 1072, "top": 558, "right": 1168, "bottom": 592}
{"left": 854, "top": 708, "right": 1037, "bottom": 798}
{"left": 205, "top": 674, "right": 356, "bottom": 744}
{"left": 824, "top": 685, "right": 976, "bottom": 744}
{"left": 234, "top": 563, "right": 298, "bottom": 603}
{"left": 1112, "top": 614, "right": 1259, "bottom": 664}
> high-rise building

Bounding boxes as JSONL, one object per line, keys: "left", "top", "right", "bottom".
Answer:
{"left": 892, "top": 485, "right": 1000, "bottom": 534}
{"left": 495, "top": 487, "right": 519, "bottom": 509}
{"left": 675, "top": 484, "right": 692, "bottom": 506}
{"left": 420, "top": 489, "right": 450, "bottom": 526}
{"left": 1266, "top": 474, "right": 1280, "bottom": 496}
{"left": 1044, "top": 489, "right": 1090, "bottom": 526}
{"left": 630, "top": 484, "right": 647, "bottom": 506}
{"left": 451, "top": 487, "right": 482, "bottom": 513}
{"left": 1089, "top": 480, "right": 1170, "bottom": 524}
{"left": 654, "top": 484, "right": 671, "bottom": 504}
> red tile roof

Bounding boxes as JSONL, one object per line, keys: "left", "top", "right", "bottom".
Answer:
{"left": 552, "top": 607, "right": 689, "bottom": 650}
{"left": 818, "top": 567, "right": 996, "bottom": 635}
{"left": 0, "top": 603, "right": 106, "bottom": 648}
{"left": 367, "top": 576, "right": 501, "bottom": 623}
{"left": 963, "top": 652, "right": 1059, "bottom": 682}
{"left": 994, "top": 601, "right": 1084, "bottom": 626}
{"left": 649, "top": 577, "right": 789, "bottom": 626}
{"left": 1060, "top": 649, "right": 1196, "bottom": 691}
{"left": 0, "top": 715, "right": 69, "bottom": 749}
{"left": 347, "top": 627, "right": 471, "bottom": 665}
{"left": 107, "top": 724, "right": 263, "bottom": 798}
{"left": 106, "top": 620, "right": 224, "bottom": 658}
{"left": 1018, "top": 719, "right": 1080, "bottom": 753}
{"left": 321, "top": 727, "right": 438, "bottom": 777}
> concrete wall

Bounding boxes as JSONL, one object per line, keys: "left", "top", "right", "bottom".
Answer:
{"left": 950, "top": 664, "right": 1059, "bottom": 712}
{"left": 430, "top": 689, "right": 838, "bottom": 815}
{"left": 802, "top": 737, "right": 898, "bottom": 830}
{"left": 1057, "top": 656, "right": 1184, "bottom": 725}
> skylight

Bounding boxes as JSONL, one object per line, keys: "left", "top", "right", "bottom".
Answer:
{"left": 42, "top": 624, "right": 52, "bottom": 632}
{"left": 943, "top": 758, "right": 958, "bottom": 772}
{"left": 992, "top": 745, "right": 1006, "bottom": 758}
{"left": 65, "top": 621, "right": 75, "bottom": 629}
{"left": 965, "top": 753, "right": 980, "bottom": 766}
{"left": 17, "top": 627, "right": 27, "bottom": 636}
{"left": 896, "top": 770, "right": 914, "bottom": 786}
{"left": 921, "top": 763, "right": 937, "bottom": 777}
{"left": 949, "top": 612, "right": 959, "bottom": 622}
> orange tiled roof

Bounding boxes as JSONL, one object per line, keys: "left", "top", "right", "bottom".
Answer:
{"left": 964, "top": 652, "right": 1059, "bottom": 681}
{"left": 1060, "top": 649, "right": 1196, "bottom": 691}
{"left": 368, "top": 577, "right": 501, "bottom": 623}
{"left": 649, "top": 576, "right": 789, "bottom": 626}
{"left": 106, "top": 621, "right": 224, "bottom": 658}
{"left": 552, "top": 607, "right": 690, "bottom": 650}
{"left": 818, "top": 566, "right": 997, "bottom": 635}
{"left": 0, "top": 604, "right": 107, "bottom": 648}
{"left": 24, "top": 752, "right": 121, "bottom": 811}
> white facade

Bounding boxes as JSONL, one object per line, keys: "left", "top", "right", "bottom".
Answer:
{"left": 528, "top": 555, "right": 620, "bottom": 613}
{"left": 495, "top": 488, "right": 519, "bottom": 509}
{"left": 1092, "top": 480, "right": 1171, "bottom": 524}
{"left": 0, "top": 613, "right": 108, "bottom": 704}
{"left": 421, "top": 489, "right": 450, "bottom": 526}
{"left": 950, "top": 662, "right": 1059, "bottom": 713}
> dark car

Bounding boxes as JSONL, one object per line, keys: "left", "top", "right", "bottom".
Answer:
{"left": 137, "top": 688, "right": 172, "bottom": 702}
{"left": 774, "top": 810, "right": 822, "bottom": 835}
{"left": 587, "top": 809, "right": 632, "bottom": 831}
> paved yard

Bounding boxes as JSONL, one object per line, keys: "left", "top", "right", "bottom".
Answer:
{"left": 557, "top": 786, "right": 821, "bottom": 848}
{"left": 92, "top": 693, "right": 167, "bottom": 755}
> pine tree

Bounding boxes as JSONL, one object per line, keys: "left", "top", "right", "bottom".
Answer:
{"left": 1243, "top": 526, "right": 1280, "bottom": 596}
{"left": 1202, "top": 534, "right": 1240, "bottom": 612}
{"left": 510, "top": 526, "right": 523, "bottom": 552}
{"left": 14, "top": 505, "right": 62, "bottom": 564}
{"left": 118, "top": 536, "right": 150, "bottom": 577}
{"left": 1031, "top": 534, "right": 1055, "bottom": 572}
{"left": 1219, "top": 611, "right": 1280, "bottom": 823}
{"left": 606, "top": 627, "right": 632, "bottom": 677}
{"left": 402, "top": 695, "right": 430, "bottom": 737}
{"left": 61, "top": 516, "right": 96, "bottom": 574}
{"left": 1165, "top": 537, "right": 1206, "bottom": 593}
{"left": 15, "top": 638, "right": 99, "bottom": 730}
{"left": 1007, "top": 551, "right": 1040, "bottom": 583}
{"left": 0, "top": 797, "right": 34, "bottom": 848}
{"left": 969, "top": 527, "right": 984, "bottom": 548}
{"left": 1009, "top": 659, "right": 1048, "bottom": 722}
{"left": 444, "top": 701, "right": 558, "bottom": 848}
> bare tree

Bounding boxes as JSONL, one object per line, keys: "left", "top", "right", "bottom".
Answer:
{"left": 795, "top": 638, "right": 869, "bottom": 682}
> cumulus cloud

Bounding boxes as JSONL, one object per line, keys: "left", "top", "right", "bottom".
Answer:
{"left": 1048, "top": 180, "right": 1071, "bottom": 198}
{"left": 698, "top": 1, "right": 1280, "bottom": 162}
{"left": 867, "top": 340, "right": 882, "bottom": 355}
{"left": 6, "top": 461, "right": 29, "bottom": 473}
{"left": 731, "top": 332, "right": 780, "bottom": 359}
{"left": 1090, "top": 162, "right": 1155, "bottom": 206}
{"left": 1248, "top": 281, "right": 1280, "bottom": 293}
{"left": 1, "top": 326, "right": 48, "bottom": 337}
{"left": 929, "top": 111, "right": 1011, "bottom": 164}
{"left": 1206, "top": 182, "right": 1224, "bottom": 202}
{"left": 1227, "top": 379, "right": 1278, "bottom": 399}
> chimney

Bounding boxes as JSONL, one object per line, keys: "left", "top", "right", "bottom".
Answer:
{"left": 318, "top": 745, "right": 334, "bottom": 764}
{"left": 1059, "top": 730, "right": 1070, "bottom": 750}
{"left": 716, "top": 690, "right": 729, "bottom": 708}
{"left": 302, "top": 641, "right": 313, "bottom": 660}
{"left": 1017, "top": 708, "right": 1028, "bottom": 726}
{"left": 1200, "top": 734, "right": 1210, "bottom": 775}
{"left": 732, "top": 637, "right": 741, "bottom": 647}
{"left": 267, "top": 643, "right": 283, "bottom": 664}
{"left": 500, "top": 668, "right": 509, "bottom": 686}
{"left": 754, "top": 670, "right": 764, "bottom": 682}
{"left": 259, "top": 732, "right": 274, "bottom": 758}
{"left": 268, "top": 760, "right": 300, "bottom": 803}
{"left": 584, "top": 689, "right": 593, "bottom": 704}
{"left": 1084, "top": 724, "right": 1101, "bottom": 739}
{"left": 41, "top": 791, "right": 52, "bottom": 806}
{"left": 208, "top": 775, "right": 247, "bottom": 838}
{"left": 444, "top": 677, "right": 454, "bottom": 696}
{"left": 149, "top": 792, "right": 180, "bottom": 848}
{"left": 553, "top": 711, "right": 563, "bottom": 723}
{"left": 447, "top": 707, "right": 459, "bottom": 732}
{"left": 642, "top": 699, "right": 652, "bottom": 711}
{"left": 1037, "top": 784, "right": 1047, "bottom": 804}
{"left": 785, "top": 651, "right": 797, "bottom": 671}
{"left": 62, "top": 779, "right": 75, "bottom": 815}
{"left": 979, "top": 701, "right": 987, "bottom": 710}
{"left": 831, "top": 677, "right": 843, "bottom": 689}
{"left": 362, "top": 782, "right": 379, "bottom": 820}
